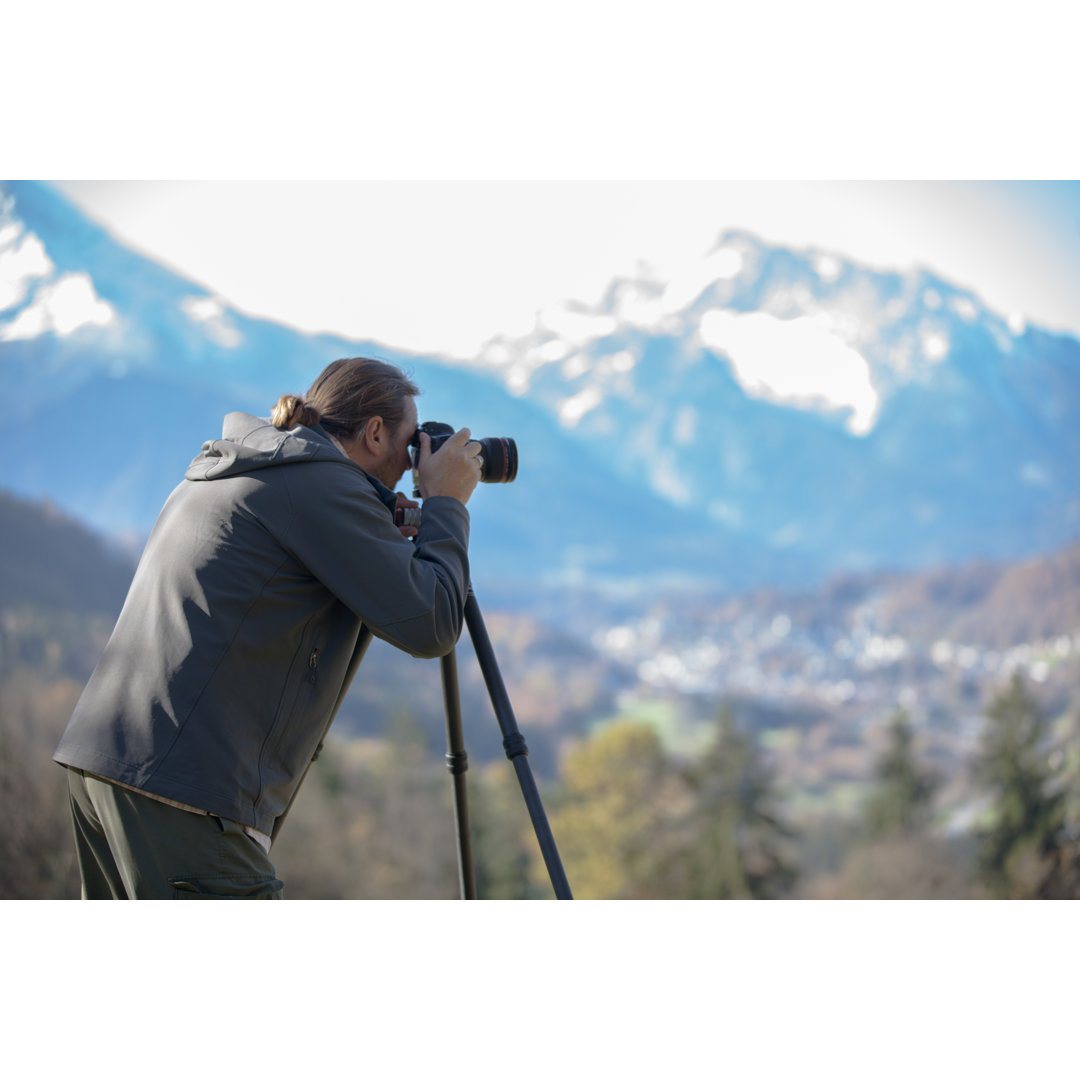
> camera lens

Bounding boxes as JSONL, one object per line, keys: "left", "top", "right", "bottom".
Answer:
{"left": 476, "top": 437, "right": 517, "bottom": 483}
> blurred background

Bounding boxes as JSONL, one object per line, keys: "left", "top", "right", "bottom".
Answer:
{"left": 3, "top": 176, "right": 1078, "bottom": 900}
{"left": 8, "top": 17, "right": 1079, "bottom": 1080}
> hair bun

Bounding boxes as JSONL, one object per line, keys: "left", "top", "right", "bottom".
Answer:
{"left": 271, "top": 394, "right": 322, "bottom": 430}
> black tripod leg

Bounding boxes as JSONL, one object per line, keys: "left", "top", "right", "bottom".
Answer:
{"left": 440, "top": 648, "right": 477, "bottom": 899}
{"left": 463, "top": 590, "right": 573, "bottom": 900}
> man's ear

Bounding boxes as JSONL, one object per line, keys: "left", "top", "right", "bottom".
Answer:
{"left": 362, "top": 415, "right": 386, "bottom": 451}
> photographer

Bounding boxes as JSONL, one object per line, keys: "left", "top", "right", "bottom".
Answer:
{"left": 54, "top": 357, "right": 482, "bottom": 899}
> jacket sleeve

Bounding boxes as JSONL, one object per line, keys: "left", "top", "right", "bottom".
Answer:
{"left": 278, "top": 462, "right": 471, "bottom": 659}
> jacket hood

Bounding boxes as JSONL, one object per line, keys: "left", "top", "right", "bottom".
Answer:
{"left": 185, "top": 412, "right": 400, "bottom": 511}
{"left": 185, "top": 413, "right": 344, "bottom": 480}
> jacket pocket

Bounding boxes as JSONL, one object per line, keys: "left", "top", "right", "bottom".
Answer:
{"left": 259, "top": 628, "right": 324, "bottom": 792}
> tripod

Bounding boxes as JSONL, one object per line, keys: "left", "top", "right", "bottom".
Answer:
{"left": 275, "top": 585, "right": 573, "bottom": 899}
{"left": 440, "top": 588, "right": 573, "bottom": 900}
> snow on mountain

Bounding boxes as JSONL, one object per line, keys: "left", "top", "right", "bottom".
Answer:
{"left": 470, "top": 228, "right": 1027, "bottom": 437}
{"left": 2, "top": 181, "right": 1078, "bottom": 594}
{"left": 459, "top": 228, "right": 1080, "bottom": 574}
{"left": 0, "top": 217, "right": 115, "bottom": 340}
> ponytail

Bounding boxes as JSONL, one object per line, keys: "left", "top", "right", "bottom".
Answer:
{"left": 271, "top": 394, "right": 323, "bottom": 431}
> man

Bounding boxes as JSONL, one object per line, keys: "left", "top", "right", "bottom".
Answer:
{"left": 55, "top": 357, "right": 481, "bottom": 899}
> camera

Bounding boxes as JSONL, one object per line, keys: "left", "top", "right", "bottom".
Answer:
{"left": 409, "top": 421, "right": 518, "bottom": 487}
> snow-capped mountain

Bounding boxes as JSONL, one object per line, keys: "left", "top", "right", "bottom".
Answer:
{"left": 465, "top": 229, "right": 1080, "bottom": 574}
{"left": 2, "top": 180, "right": 1078, "bottom": 593}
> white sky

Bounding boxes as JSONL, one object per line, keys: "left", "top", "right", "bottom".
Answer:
{"left": 50, "top": 179, "right": 1080, "bottom": 359}
{"left": 7, "top": 4, "right": 1078, "bottom": 359}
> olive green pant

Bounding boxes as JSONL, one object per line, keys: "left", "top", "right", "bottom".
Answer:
{"left": 66, "top": 768, "right": 284, "bottom": 900}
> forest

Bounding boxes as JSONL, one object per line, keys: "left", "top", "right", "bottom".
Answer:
{"left": 3, "top": 640, "right": 1077, "bottom": 900}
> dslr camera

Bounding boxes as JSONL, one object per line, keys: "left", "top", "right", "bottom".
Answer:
{"left": 409, "top": 421, "right": 518, "bottom": 490}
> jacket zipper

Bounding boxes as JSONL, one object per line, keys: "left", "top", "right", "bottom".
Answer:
{"left": 308, "top": 648, "right": 319, "bottom": 684}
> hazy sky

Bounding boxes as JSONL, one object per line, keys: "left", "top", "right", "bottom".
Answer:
{"left": 12, "top": 5, "right": 1076, "bottom": 360}
{"left": 53, "top": 180, "right": 1080, "bottom": 359}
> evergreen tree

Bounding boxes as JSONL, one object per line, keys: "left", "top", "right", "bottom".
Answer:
{"left": 469, "top": 762, "right": 543, "bottom": 899}
{"left": 835, "top": 709, "right": 968, "bottom": 899}
{"left": 674, "top": 705, "right": 798, "bottom": 899}
{"left": 864, "top": 709, "right": 940, "bottom": 839}
{"left": 974, "top": 673, "right": 1080, "bottom": 899}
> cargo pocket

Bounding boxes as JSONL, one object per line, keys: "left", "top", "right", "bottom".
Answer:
{"left": 168, "top": 874, "right": 284, "bottom": 899}
{"left": 167, "top": 817, "right": 283, "bottom": 898}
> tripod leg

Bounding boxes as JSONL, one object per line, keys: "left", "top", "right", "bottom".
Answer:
{"left": 463, "top": 590, "right": 573, "bottom": 900}
{"left": 440, "top": 648, "right": 477, "bottom": 899}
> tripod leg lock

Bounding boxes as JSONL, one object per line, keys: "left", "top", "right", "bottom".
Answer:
{"left": 502, "top": 733, "right": 529, "bottom": 760}
{"left": 445, "top": 750, "right": 469, "bottom": 775}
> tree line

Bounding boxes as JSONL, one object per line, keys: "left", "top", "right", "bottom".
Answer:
{"left": 2, "top": 655, "right": 1076, "bottom": 899}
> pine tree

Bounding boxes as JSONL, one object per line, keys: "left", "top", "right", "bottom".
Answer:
{"left": 675, "top": 705, "right": 798, "bottom": 899}
{"left": 864, "top": 709, "right": 940, "bottom": 839}
{"left": 836, "top": 709, "right": 969, "bottom": 899}
{"left": 974, "top": 673, "right": 1080, "bottom": 899}
{"left": 469, "top": 762, "right": 543, "bottom": 899}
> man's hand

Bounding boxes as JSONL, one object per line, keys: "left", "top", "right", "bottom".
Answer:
{"left": 417, "top": 427, "right": 482, "bottom": 505}
{"left": 394, "top": 492, "right": 420, "bottom": 539}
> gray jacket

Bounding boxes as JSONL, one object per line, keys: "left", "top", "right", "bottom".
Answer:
{"left": 54, "top": 412, "right": 470, "bottom": 836}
